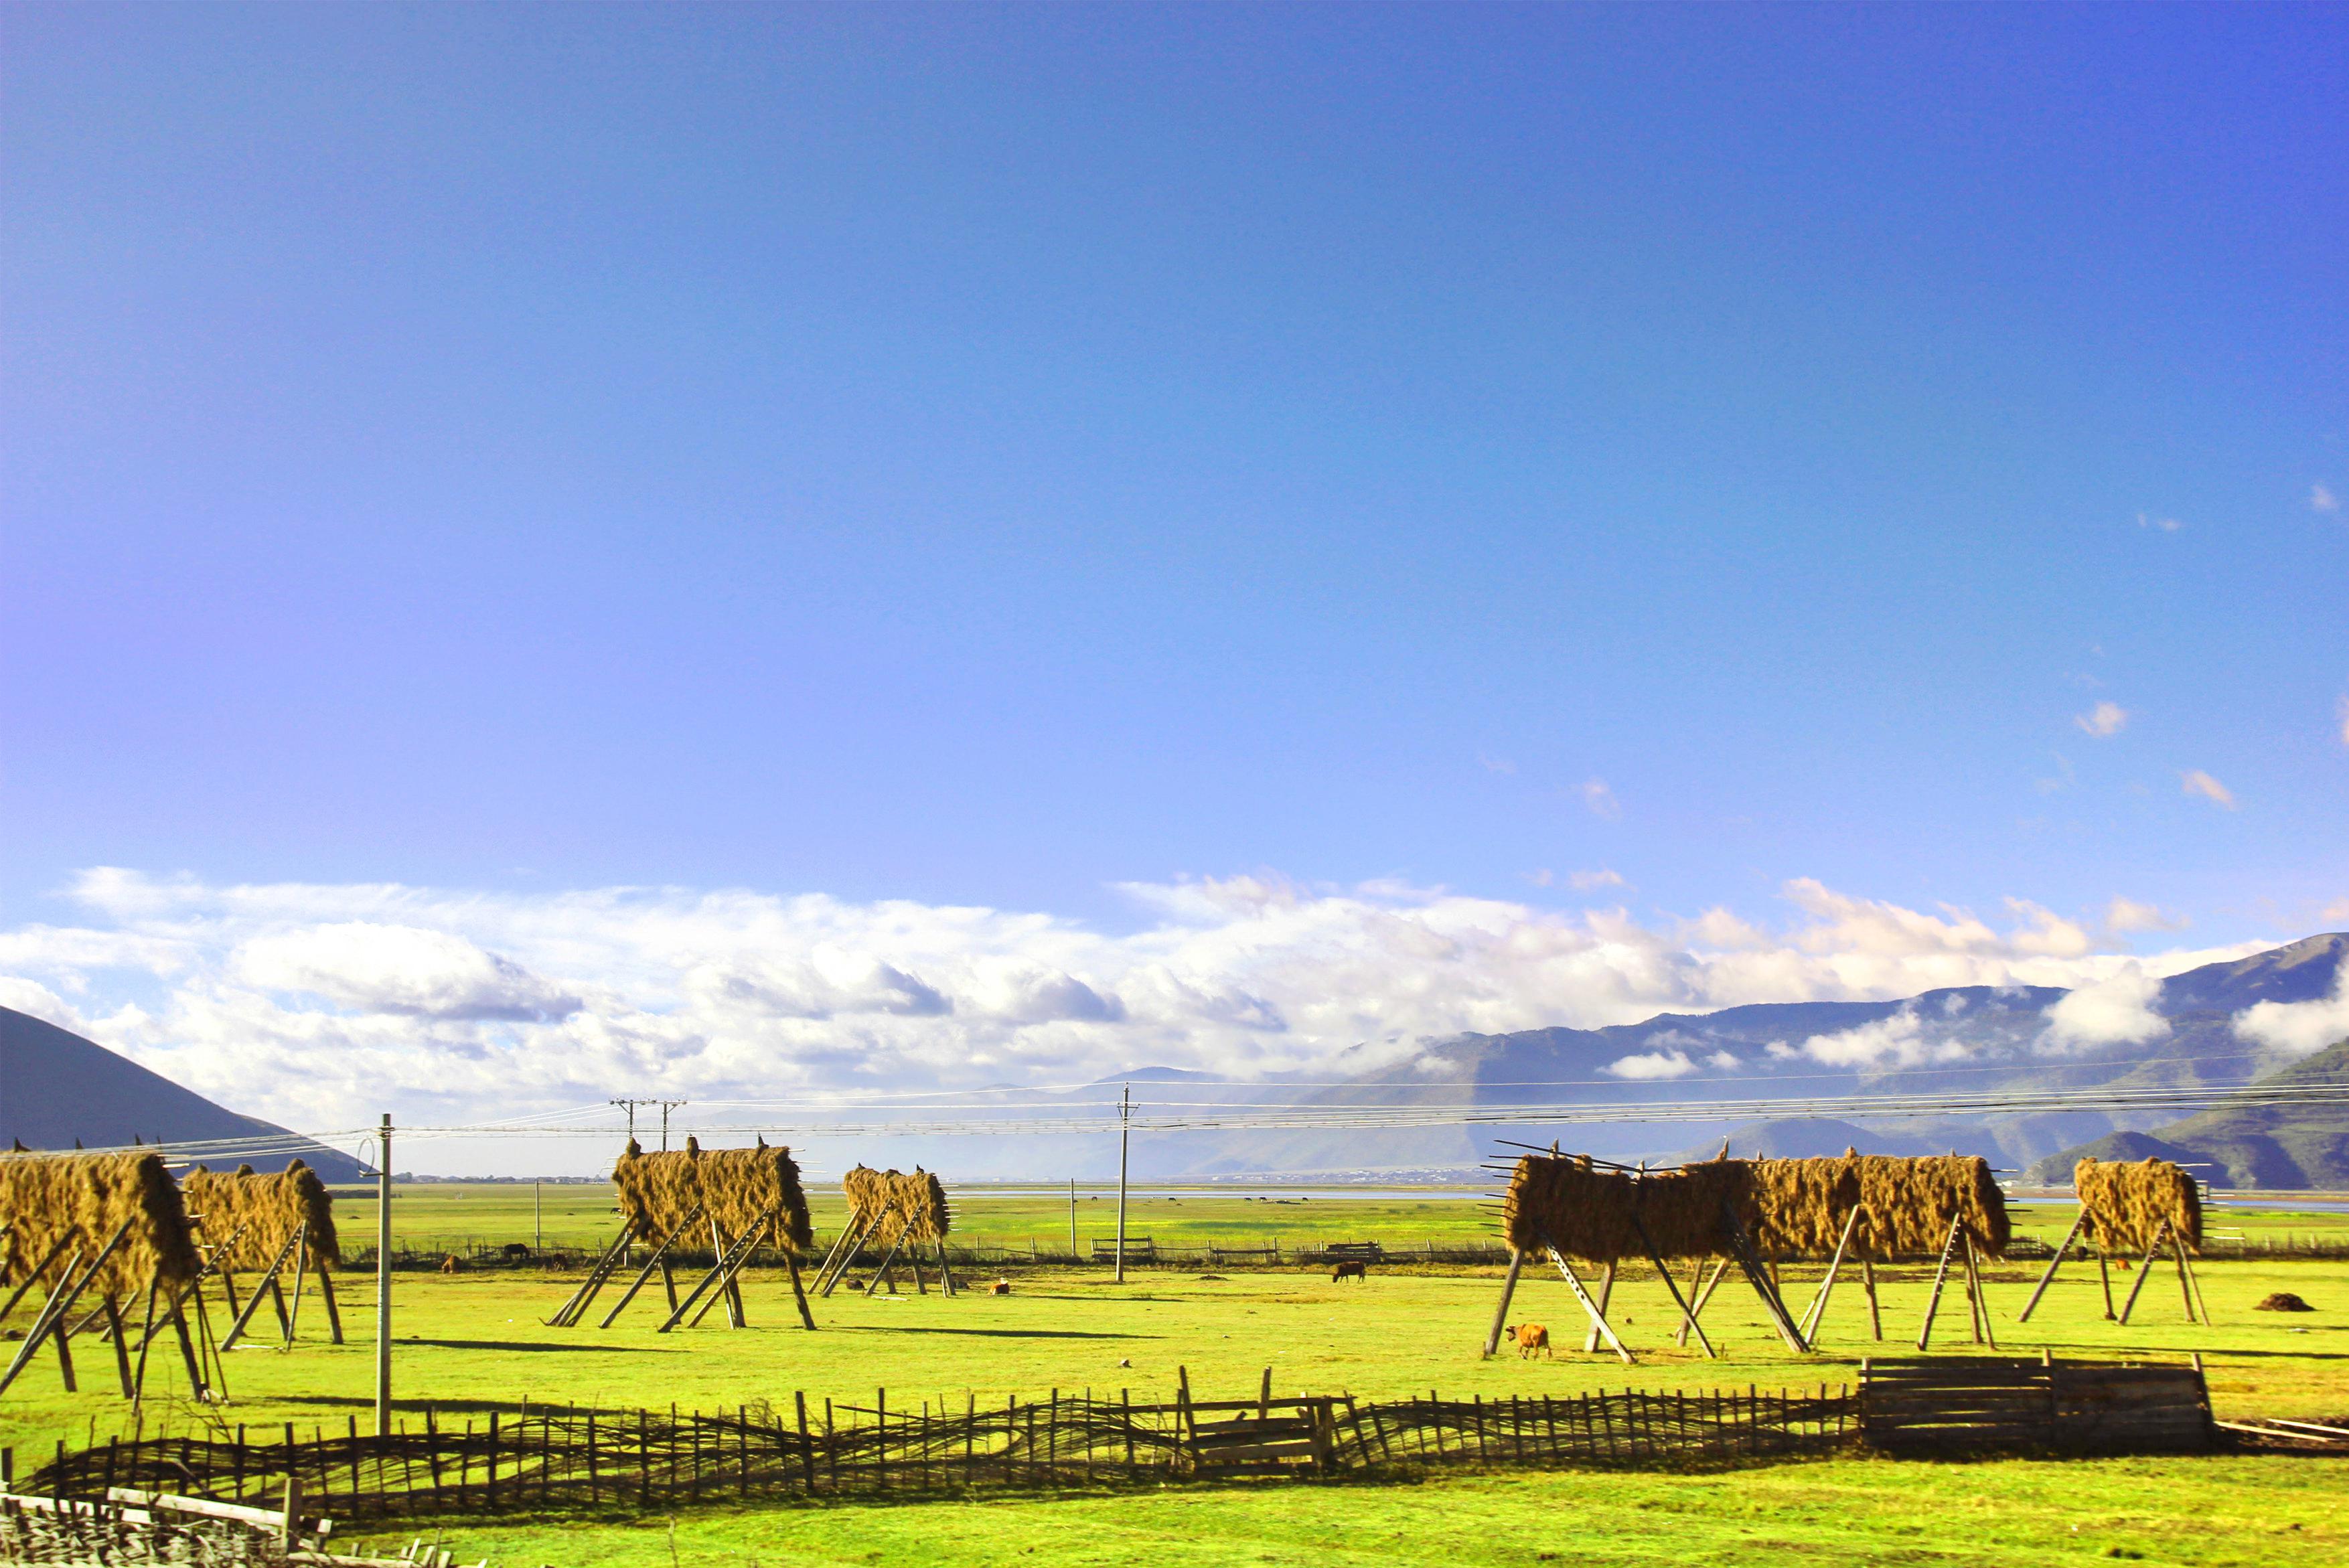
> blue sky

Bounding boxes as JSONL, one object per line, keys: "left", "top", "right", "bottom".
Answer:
{"left": 3, "top": 5, "right": 2346, "bottom": 1141}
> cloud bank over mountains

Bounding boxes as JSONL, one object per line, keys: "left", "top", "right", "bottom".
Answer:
{"left": 0, "top": 868, "right": 2283, "bottom": 1134}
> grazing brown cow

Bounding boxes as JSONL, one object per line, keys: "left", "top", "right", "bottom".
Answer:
{"left": 439, "top": 1255, "right": 465, "bottom": 1274}
{"left": 989, "top": 1278, "right": 1012, "bottom": 1296}
{"left": 1331, "top": 1261, "right": 1367, "bottom": 1283}
{"left": 1507, "top": 1322, "right": 1551, "bottom": 1358}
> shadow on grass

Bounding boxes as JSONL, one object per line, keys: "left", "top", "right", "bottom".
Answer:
{"left": 403, "top": 1338, "right": 680, "bottom": 1354}
{"left": 828, "top": 1324, "right": 1158, "bottom": 1342}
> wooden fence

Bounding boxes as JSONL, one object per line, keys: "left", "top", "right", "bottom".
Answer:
{"left": 7, "top": 1383, "right": 1851, "bottom": 1522}
{"left": 1858, "top": 1356, "right": 2211, "bottom": 1454}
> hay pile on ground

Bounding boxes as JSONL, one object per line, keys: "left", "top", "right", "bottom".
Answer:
{"left": 0, "top": 1151, "right": 200, "bottom": 1295}
{"left": 2254, "top": 1292, "right": 2314, "bottom": 1312}
{"left": 179, "top": 1161, "right": 341, "bottom": 1270}
{"left": 1501, "top": 1150, "right": 2010, "bottom": 1262}
{"left": 612, "top": 1138, "right": 814, "bottom": 1255}
{"left": 2076, "top": 1156, "right": 2202, "bottom": 1254}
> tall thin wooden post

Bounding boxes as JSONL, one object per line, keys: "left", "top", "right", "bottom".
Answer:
{"left": 1579, "top": 1262, "right": 1616, "bottom": 1354}
{"left": 1114, "top": 1085, "right": 1130, "bottom": 1283}
{"left": 1069, "top": 1180, "right": 1078, "bottom": 1260}
{"left": 1482, "top": 1247, "right": 1527, "bottom": 1357}
{"left": 374, "top": 1113, "right": 392, "bottom": 1435}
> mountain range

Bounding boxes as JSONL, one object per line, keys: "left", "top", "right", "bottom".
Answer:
{"left": 0, "top": 1007, "right": 369, "bottom": 1180}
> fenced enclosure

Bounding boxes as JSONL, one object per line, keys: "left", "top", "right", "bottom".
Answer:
{"left": 7, "top": 1381, "right": 1853, "bottom": 1522}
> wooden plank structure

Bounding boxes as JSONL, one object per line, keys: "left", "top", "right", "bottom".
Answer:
{"left": 546, "top": 1138, "right": 816, "bottom": 1332}
{"left": 0, "top": 1149, "right": 208, "bottom": 1403}
{"left": 2018, "top": 1156, "right": 2208, "bottom": 1328}
{"left": 1859, "top": 1354, "right": 2210, "bottom": 1454}
{"left": 1482, "top": 1144, "right": 2008, "bottom": 1360}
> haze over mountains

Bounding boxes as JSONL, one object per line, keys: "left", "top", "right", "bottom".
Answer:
{"left": 4, "top": 937, "right": 2342, "bottom": 1186}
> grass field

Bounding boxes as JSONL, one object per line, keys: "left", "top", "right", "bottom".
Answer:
{"left": 5, "top": 1188, "right": 2344, "bottom": 1565}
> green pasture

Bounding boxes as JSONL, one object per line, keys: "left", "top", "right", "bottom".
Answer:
{"left": 5, "top": 1190, "right": 2343, "bottom": 1565}
{"left": 346, "top": 1182, "right": 2349, "bottom": 1259}
{"left": 360, "top": 1454, "right": 2344, "bottom": 1568}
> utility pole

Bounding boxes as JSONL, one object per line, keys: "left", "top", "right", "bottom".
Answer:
{"left": 1114, "top": 1085, "right": 1130, "bottom": 1283}
{"left": 1069, "top": 1178, "right": 1078, "bottom": 1261}
{"left": 374, "top": 1113, "right": 392, "bottom": 1435}
{"left": 609, "top": 1097, "right": 688, "bottom": 1149}
{"left": 534, "top": 1179, "right": 542, "bottom": 1253}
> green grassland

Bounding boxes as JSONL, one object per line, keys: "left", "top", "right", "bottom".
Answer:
{"left": 341, "top": 1181, "right": 2349, "bottom": 1260}
{"left": 5, "top": 1188, "right": 2344, "bottom": 1565}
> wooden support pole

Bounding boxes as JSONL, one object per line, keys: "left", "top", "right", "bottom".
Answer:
{"left": 785, "top": 1252, "right": 817, "bottom": 1330}
{"left": 597, "top": 1208, "right": 702, "bottom": 1329}
{"left": 1643, "top": 1245, "right": 1716, "bottom": 1358}
{"left": 282, "top": 1223, "right": 310, "bottom": 1347}
{"left": 1675, "top": 1258, "right": 1729, "bottom": 1349}
{"left": 1545, "top": 1247, "right": 1634, "bottom": 1365}
{"left": 2017, "top": 1208, "right": 2087, "bottom": 1324}
{"left": 1799, "top": 1206, "right": 1864, "bottom": 1343}
{"left": 103, "top": 1295, "right": 135, "bottom": 1398}
{"left": 1, "top": 1221, "right": 137, "bottom": 1397}
{"left": 218, "top": 1226, "right": 307, "bottom": 1353}
{"left": 2115, "top": 1220, "right": 2168, "bottom": 1326}
{"left": 2180, "top": 1246, "right": 2212, "bottom": 1326}
{"left": 2170, "top": 1235, "right": 2198, "bottom": 1324}
{"left": 315, "top": 1260, "right": 344, "bottom": 1346}
{"left": 1915, "top": 1214, "right": 1963, "bottom": 1352}
{"left": 547, "top": 1225, "right": 635, "bottom": 1327}
{"left": 1962, "top": 1235, "right": 1997, "bottom": 1349}
{"left": 935, "top": 1238, "right": 958, "bottom": 1298}
{"left": 0, "top": 1230, "right": 83, "bottom": 1330}
{"left": 1861, "top": 1256, "right": 1883, "bottom": 1341}
{"left": 1481, "top": 1246, "right": 1526, "bottom": 1358}
{"left": 131, "top": 1283, "right": 160, "bottom": 1401}
{"left": 1579, "top": 1262, "right": 1616, "bottom": 1354}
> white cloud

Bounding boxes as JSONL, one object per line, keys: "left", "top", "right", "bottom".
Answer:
{"left": 1477, "top": 753, "right": 1516, "bottom": 775}
{"left": 1568, "top": 869, "right": 1626, "bottom": 892}
{"left": 2180, "top": 770, "right": 2237, "bottom": 809}
{"left": 2042, "top": 963, "right": 2170, "bottom": 1050}
{"left": 1602, "top": 1048, "right": 1696, "bottom": 1080}
{"left": 0, "top": 868, "right": 2257, "bottom": 1138}
{"left": 2136, "top": 512, "right": 2183, "bottom": 532}
{"left": 1580, "top": 779, "right": 1621, "bottom": 819}
{"left": 2234, "top": 970, "right": 2349, "bottom": 1064}
{"left": 2074, "top": 701, "right": 2129, "bottom": 738}
{"left": 1704, "top": 1050, "right": 1739, "bottom": 1070}
{"left": 2102, "top": 897, "right": 2185, "bottom": 935}
{"left": 1522, "top": 870, "right": 1554, "bottom": 888}
{"left": 2314, "top": 483, "right": 2340, "bottom": 515}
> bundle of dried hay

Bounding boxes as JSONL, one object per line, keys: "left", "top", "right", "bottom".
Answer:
{"left": 180, "top": 1161, "right": 341, "bottom": 1270}
{"left": 893, "top": 1168, "right": 952, "bottom": 1242}
{"left": 1500, "top": 1149, "right": 2010, "bottom": 1261}
{"left": 2075, "top": 1156, "right": 2201, "bottom": 1255}
{"left": 1499, "top": 1154, "right": 1742, "bottom": 1261}
{"left": 0, "top": 1150, "right": 200, "bottom": 1294}
{"left": 613, "top": 1138, "right": 815, "bottom": 1254}
{"left": 1746, "top": 1154, "right": 2009, "bottom": 1259}
{"left": 842, "top": 1165, "right": 891, "bottom": 1223}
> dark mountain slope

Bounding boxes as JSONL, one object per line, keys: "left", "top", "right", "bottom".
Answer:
{"left": 0, "top": 1008, "right": 366, "bottom": 1180}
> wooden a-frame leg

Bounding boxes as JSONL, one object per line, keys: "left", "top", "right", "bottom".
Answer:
{"left": 1675, "top": 1258, "right": 1728, "bottom": 1349}
{"left": 1580, "top": 1261, "right": 1616, "bottom": 1354}
{"left": 104, "top": 1294, "right": 135, "bottom": 1397}
{"left": 1481, "top": 1246, "right": 1526, "bottom": 1358}
{"left": 1862, "top": 1257, "right": 1883, "bottom": 1340}
{"left": 169, "top": 1292, "right": 208, "bottom": 1401}
{"left": 315, "top": 1261, "right": 344, "bottom": 1345}
{"left": 1547, "top": 1247, "right": 1634, "bottom": 1366}
{"left": 2171, "top": 1237, "right": 2198, "bottom": 1324}
{"left": 785, "top": 1252, "right": 817, "bottom": 1330}
{"left": 1916, "top": 1215, "right": 1963, "bottom": 1352}
{"left": 131, "top": 1282, "right": 161, "bottom": 1401}
{"left": 1963, "top": 1237, "right": 1997, "bottom": 1349}
{"left": 2018, "top": 1210, "right": 2086, "bottom": 1324}
{"left": 1800, "top": 1206, "right": 1864, "bottom": 1344}
{"left": 2097, "top": 1251, "right": 2115, "bottom": 1319}
{"left": 2116, "top": 1221, "right": 2168, "bottom": 1326}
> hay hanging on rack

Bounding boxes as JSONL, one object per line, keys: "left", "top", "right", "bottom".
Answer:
{"left": 1500, "top": 1149, "right": 2010, "bottom": 1262}
{"left": 842, "top": 1165, "right": 891, "bottom": 1225}
{"left": 0, "top": 1150, "right": 201, "bottom": 1295}
{"left": 892, "top": 1169, "right": 952, "bottom": 1242}
{"left": 612, "top": 1138, "right": 814, "bottom": 1255}
{"left": 2075, "top": 1156, "right": 2201, "bottom": 1253}
{"left": 180, "top": 1160, "right": 341, "bottom": 1270}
